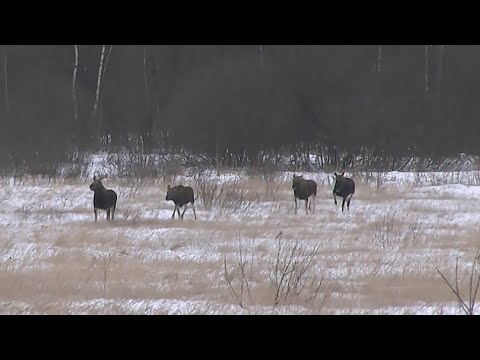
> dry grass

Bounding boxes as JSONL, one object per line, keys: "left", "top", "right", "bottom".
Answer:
{"left": 0, "top": 174, "right": 479, "bottom": 314}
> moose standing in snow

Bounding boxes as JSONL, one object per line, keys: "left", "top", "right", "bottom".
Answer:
{"left": 166, "top": 184, "right": 197, "bottom": 220}
{"left": 332, "top": 172, "right": 355, "bottom": 212}
{"left": 89, "top": 175, "right": 118, "bottom": 221}
{"left": 292, "top": 174, "right": 317, "bottom": 215}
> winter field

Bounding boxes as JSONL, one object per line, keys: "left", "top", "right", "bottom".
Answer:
{"left": 1, "top": 156, "right": 480, "bottom": 314}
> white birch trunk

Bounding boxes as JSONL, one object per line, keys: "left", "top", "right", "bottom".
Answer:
{"left": 72, "top": 45, "right": 79, "bottom": 123}
{"left": 92, "top": 45, "right": 113, "bottom": 128}
{"left": 438, "top": 45, "right": 444, "bottom": 94}
{"left": 93, "top": 45, "right": 106, "bottom": 118}
{"left": 102, "top": 45, "right": 113, "bottom": 80}
{"left": 98, "top": 45, "right": 112, "bottom": 125}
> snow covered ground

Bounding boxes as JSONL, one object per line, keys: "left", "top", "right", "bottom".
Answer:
{"left": 1, "top": 166, "right": 479, "bottom": 315}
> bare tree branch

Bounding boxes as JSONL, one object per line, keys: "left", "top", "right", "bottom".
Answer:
{"left": 436, "top": 251, "right": 480, "bottom": 315}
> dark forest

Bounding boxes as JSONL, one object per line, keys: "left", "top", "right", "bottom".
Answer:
{"left": 0, "top": 45, "right": 475, "bottom": 173}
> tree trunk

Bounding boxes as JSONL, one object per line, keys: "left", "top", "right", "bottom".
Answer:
{"left": 91, "top": 45, "right": 112, "bottom": 147}
{"left": 3, "top": 46, "right": 8, "bottom": 115}
{"left": 72, "top": 45, "right": 79, "bottom": 123}
{"left": 259, "top": 45, "right": 264, "bottom": 68}
{"left": 375, "top": 45, "right": 382, "bottom": 72}
{"left": 92, "top": 45, "right": 106, "bottom": 120}
{"left": 98, "top": 45, "right": 112, "bottom": 128}
{"left": 93, "top": 45, "right": 112, "bottom": 122}
{"left": 143, "top": 46, "right": 149, "bottom": 99}
{"left": 142, "top": 46, "right": 152, "bottom": 153}
{"left": 438, "top": 45, "right": 444, "bottom": 94}
{"left": 425, "top": 45, "right": 430, "bottom": 93}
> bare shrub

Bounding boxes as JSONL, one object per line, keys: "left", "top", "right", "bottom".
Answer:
{"left": 122, "top": 186, "right": 141, "bottom": 199}
{"left": 223, "top": 235, "right": 255, "bottom": 309}
{"left": 404, "top": 219, "right": 423, "bottom": 246}
{"left": 436, "top": 249, "right": 480, "bottom": 315}
{"left": 223, "top": 231, "right": 325, "bottom": 311}
{"left": 268, "top": 231, "right": 323, "bottom": 307}
{"left": 371, "top": 211, "right": 423, "bottom": 250}
{"left": 216, "top": 183, "right": 254, "bottom": 212}
{"left": 108, "top": 153, "right": 163, "bottom": 179}
{"left": 61, "top": 153, "right": 89, "bottom": 179}
{"left": 121, "top": 207, "right": 141, "bottom": 222}
{"left": 194, "top": 173, "right": 255, "bottom": 213}
{"left": 14, "top": 205, "right": 33, "bottom": 221}
{"left": 194, "top": 171, "right": 218, "bottom": 211}
{"left": 163, "top": 159, "right": 185, "bottom": 183}
{"left": 372, "top": 211, "right": 401, "bottom": 250}
{"left": 262, "top": 172, "right": 281, "bottom": 202}
{"left": 355, "top": 171, "right": 387, "bottom": 189}
{"left": 471, "top": 171, "right": 480, "bottom": 185}
{"left": 91, "top": 253, "right": 113, "bottom": 293}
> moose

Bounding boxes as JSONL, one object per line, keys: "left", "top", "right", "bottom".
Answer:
{"left": 89, "top": 175, "right": 118, "bottom": 221}
{"left": 292, "top": 174, "right": 317, "bottom": 215}
{"left": 166, "top": 185, "right": 197, "bottom": 220}
{"left": 332, "top": 172, "right": 355, "bottom": 212}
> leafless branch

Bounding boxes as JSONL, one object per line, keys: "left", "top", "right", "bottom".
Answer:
{"left": 436, "top": 250, "right": 480, "bottom": 315}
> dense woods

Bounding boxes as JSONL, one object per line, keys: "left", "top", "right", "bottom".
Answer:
{"left": 0, "top": 45, "right": 477, "bottom": 172}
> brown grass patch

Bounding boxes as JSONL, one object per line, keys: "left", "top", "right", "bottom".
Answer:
{"left": 2, "top": 174, "right": 480, "bottom": 314}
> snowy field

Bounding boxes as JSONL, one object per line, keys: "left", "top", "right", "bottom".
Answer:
{"left": 1, "top": 166, "right": 480, "bottom": 314}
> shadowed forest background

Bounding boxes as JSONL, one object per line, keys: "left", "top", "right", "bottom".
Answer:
{"left": 0, "top": 45, "right": 476, "bottom": 174}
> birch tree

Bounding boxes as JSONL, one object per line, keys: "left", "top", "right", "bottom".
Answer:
{"left": 92, "top": 45, "right": 113, "bottom": 123}
{"left": 425, "top": 45, "right": 431, "bottom": 93}
{"left": 142, "top": 45, "right": 153, "bottom": 152}
{"left": 72, "top": 45, "right": 79, "bottom": 123}
{"left": 438, "top": 45, "right": 445, "bottom": 94}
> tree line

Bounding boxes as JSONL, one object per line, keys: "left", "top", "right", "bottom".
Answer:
{"left": 0, "top": 45, "right": 477, "bottom": 171}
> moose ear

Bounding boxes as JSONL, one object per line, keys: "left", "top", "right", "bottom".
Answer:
{"left": 93, "top": 175, "right": 97, "bottom": 181}
{"left": 341, "top": 172, "right": 345, "bottom": 176}
{"left": 334, "top": 172, "right": 337, "bottom": 176}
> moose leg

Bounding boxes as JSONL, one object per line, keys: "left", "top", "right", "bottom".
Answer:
{"left": 171, "top": 206, "right": 177, "bottom": 219}
{"left": 294, "top": 197, "right": 298, "bottom": 215}
{"left": 107, "top": 208, "right": 111, "bottom": 220}
{"left": 94, "top": 208, "right": 98, "bottom": 221}
{"left": 342, "top": 197, "right": 346, "bottom": 212}
{"left": 333, "top": 192, "right": 337, "bottom": 206}
{"left": 305, "top": 199, "right": 309, "bottom": 215}
{"left": 177, "top": 206, "right": 181, "bottom": 219}
{"left": 191, "top": 203, "right": 197, "bottom": 220}
{"left": 346, "top": 194, "right": 353, "bottom": 211}
{"left": 181, "top": 205, "right": 187, "bottom": 219}
{"left": 111, "top": 206, "right": 115, "bottom": 220}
